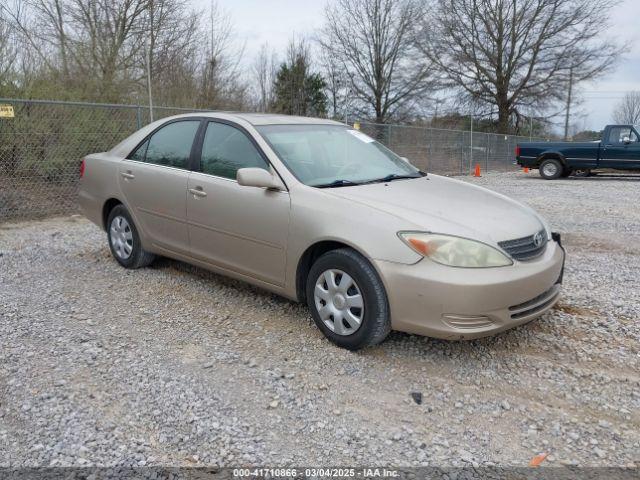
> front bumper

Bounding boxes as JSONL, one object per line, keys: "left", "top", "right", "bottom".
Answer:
{"left": 374, "top": 236, "right": 565, "bottom": 340}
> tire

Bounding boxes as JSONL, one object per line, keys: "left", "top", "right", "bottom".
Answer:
{"left": 539, "top": 158, "right": 563, "bottom": 180}
{"left": 573, "top": 169, "right": 591, "bottom": 177}
{"left": 306, "top": 248, "right": 391, "bottom": 350}
{"left": 106, "top": 204, "right": 156, "bottom": 269}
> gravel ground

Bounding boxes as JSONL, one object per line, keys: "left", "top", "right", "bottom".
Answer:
{"left": 0, "top": 171, "right": 639, "bottom": 469}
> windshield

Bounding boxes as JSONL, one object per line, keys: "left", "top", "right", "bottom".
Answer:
{"left": 256, "top": 124, "right": 421, "bottom": 187}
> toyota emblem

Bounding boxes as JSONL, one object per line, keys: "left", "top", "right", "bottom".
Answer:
{"left": 533, "top": 232, "right": 544, "bottom": 247}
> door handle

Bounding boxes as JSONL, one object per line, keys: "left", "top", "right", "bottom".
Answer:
{"left": 121, "top": 171, "right": 135, "bottom": 179}
{"left": 189, "top": 187, "right": 207, "bottom": 197}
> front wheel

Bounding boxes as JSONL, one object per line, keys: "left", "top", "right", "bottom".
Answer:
{"left": 306, "top": 248, "right": 391, "bottom": 350}
{"left": 539, "top": 159, "right": 563, "bottom": 180}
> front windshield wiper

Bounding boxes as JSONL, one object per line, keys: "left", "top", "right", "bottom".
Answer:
{"left": 313, "top": 179, "right": 362, "bottom": 188}
{"left": 361, "top": 172, "right": 425, "bottom": 185}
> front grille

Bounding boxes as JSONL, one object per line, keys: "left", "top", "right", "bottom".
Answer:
{"left": 499, "top": 230, "right": 547, "bottom": 261}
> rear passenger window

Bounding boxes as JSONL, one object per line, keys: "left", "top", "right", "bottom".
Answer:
{"left": 200, "top": 122, "right": 268, "bottom": 179}
{"left": 131, "top": 120, "right": 200, "bottom": 169}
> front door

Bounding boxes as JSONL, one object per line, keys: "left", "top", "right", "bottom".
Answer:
{"left": 119, "top": 119, "right": 201, "bottom": 254}
{"left": 186, "top": 121, "right": 290, "bottom": 286}
{"left": 600, "top": 126, "right": 640, "bottom": 169}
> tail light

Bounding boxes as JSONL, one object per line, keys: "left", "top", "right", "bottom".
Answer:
{"left": 79, "top": 159, "right": 86, "bottom": 178}
{"left": 515, "top": 146, "right": 521, "bottom": 157}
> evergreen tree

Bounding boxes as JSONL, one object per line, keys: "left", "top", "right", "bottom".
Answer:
{"left": 272, "top": 44, "right": 327, "bottom": 117}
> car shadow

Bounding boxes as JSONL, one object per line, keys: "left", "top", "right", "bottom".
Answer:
{"left": 148, "top": 253, "right": 561, "bottom": 361}
{"left": 150, "top": 255, "right": 295, "bottom": 307}
{"left": 520, "top": 174, "right": 640, "bottom": 182}
{"left": 570, "top": 174, "right": 640, "bottom": 181}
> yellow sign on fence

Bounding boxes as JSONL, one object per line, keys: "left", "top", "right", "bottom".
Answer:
{"left": 0, "top": 105, "right": 15, "bottom": 118}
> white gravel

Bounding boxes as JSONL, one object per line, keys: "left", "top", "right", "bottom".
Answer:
{"left": 0, "top": 171, "right": 638, "bottom": 469}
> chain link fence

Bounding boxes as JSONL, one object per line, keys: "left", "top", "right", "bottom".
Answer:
{"left": 0, "top": 99, "right": 206, "bottom": 222}
{"left": 0, "top": 98, "right": 539, "bottom": 223}
{"left": 359, "top": 122, "right": 540, "bottom": 175}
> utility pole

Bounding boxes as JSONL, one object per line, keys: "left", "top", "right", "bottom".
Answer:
{"left": 343, "top": 74, "right": 349, "bottom": 125}
{"left": 146, "top": 40, "right": 153, "bottom": 122}
{"left": 529, "top": 115, "right": 533, "bottom": 141}
{"left": 146, "top": 0, "right": 154, "bottom": 122}
{"left": 563, "top": 66, "right": 574, "bottom": 141}
{"left": 342, "top": 72, "right": 354, "bottom": 126}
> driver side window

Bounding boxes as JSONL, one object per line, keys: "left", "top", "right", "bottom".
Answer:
{"left": 200, "top": 122, "right": 268, "bottom": 179}
{"left": 608, "top": 127, "right": 638, "bottom": 144}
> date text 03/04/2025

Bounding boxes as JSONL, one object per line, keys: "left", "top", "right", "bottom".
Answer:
{"left": 232, "top": 468, "right": 400, "bottom": 478}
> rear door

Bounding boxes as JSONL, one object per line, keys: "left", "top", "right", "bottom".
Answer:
{"left": 600, "top": 126, "right": 640, "bottom": 169}
{"left": 186, "top": 120, "right": 290, "bottom": 286}
{"left": 119, "top": 119, "right": 201, "bottom": 255}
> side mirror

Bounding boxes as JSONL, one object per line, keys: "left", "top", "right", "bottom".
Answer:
{"left": 237, "top": 168, "right": 284, "bottom": 190}
{"left": 622, "top": 136, "right": 631, "bottom": 144}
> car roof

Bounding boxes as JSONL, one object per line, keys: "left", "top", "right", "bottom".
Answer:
{"left": 189, "top": 111, "right": 345, "bottom": 126}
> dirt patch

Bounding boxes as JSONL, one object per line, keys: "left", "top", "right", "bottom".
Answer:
{"left": 553, "top": 303, "right": 602, "bottom": 317}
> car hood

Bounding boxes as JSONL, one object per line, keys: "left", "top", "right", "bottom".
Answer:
{"left": 324, "top": 174, "right": 546, "bottom": 245}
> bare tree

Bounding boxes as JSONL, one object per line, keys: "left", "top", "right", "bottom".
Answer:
{"left": 69, "top": 0, "right": 149, "bottom": 100}
{"left": 0, "top": 9, "right": 18, "bottom": 90}
{"left": 197, "top": 0, "right": 247, "bottom": 109}
{"left": 320, "top": 47, "right": 349, "bottom": 120}
{"left": 252, "top": 43, "right": 277, "bottom": 112}
{"left": 613, "top": 91, "right": 640, "bottom": 125}
{"left": 6, "top": 0, "right": 65, "bottom": 73}
{"left": 319, "top": 0, "right": 437, "bottom": 123}
{"left": 3, "top": 0, "right": 250, "bottom": 108}
{"left": 8, "top": 0, "right": 149, "bottom": 100}
{"left": 146, "top": 0, "right": 201, "bottom": 106}
{"left": 417, "top": 0, "right": 621, "bottom": 133}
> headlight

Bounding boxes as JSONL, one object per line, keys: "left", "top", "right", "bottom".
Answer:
{"left": 398, "top": 232, "right": 513, "bottom": 268}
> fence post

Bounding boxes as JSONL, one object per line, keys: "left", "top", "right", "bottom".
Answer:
{"left": 460, "top": 131, "right": 465, "bottom": 175}
{"left": 427, "top": 128, "right": 432, "bottom": 171}
{"left": 136, "top": 106, "right": 142, "bottom": 129}
{"left": 485, "top": 133, "right": 489, "bottom": 173}
{"left": 470, "top": 115, "right": 474, "bottom": 174}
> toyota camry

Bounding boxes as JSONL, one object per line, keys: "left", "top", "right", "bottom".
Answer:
{"left": 78, "top": 113, "right": 565, "bottom": 350}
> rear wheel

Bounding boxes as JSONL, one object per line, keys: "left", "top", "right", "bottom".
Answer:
{"left": 306, "top": 248, "right": 391, "bottom": 350}
{"left": 107, "top": 205, "right": 155, "bottom": 269}
{"left": 539, "top": 159, "right": 563, "bottom": 180}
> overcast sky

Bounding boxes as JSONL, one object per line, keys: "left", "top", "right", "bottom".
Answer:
{"left": 195, "top": 0, "right": 639, "bottom": 132}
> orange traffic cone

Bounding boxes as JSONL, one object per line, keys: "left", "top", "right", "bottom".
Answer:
{"left": 474, "top": 164, "right": 481, "bottom": 177}
{"left": 524, "top": 167, "right": 530, "bottom": 173}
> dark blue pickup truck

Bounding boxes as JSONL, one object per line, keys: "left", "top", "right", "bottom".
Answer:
{"left": 516, "top": 124, "right": 640, "bottom": 179}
